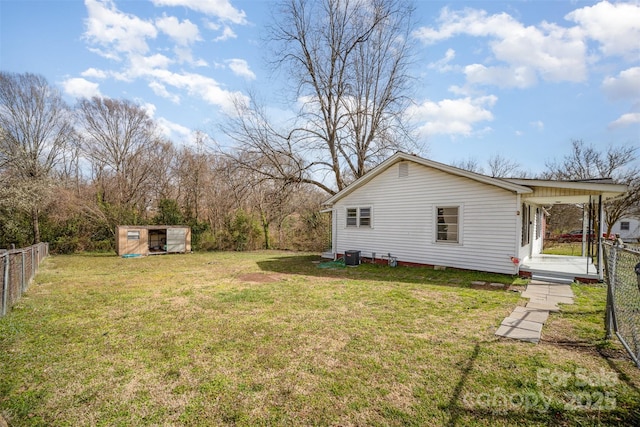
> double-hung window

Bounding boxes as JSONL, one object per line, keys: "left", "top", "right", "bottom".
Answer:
{"left": 436, "top": 206, "right": 459, "bottom": 243}
{"left": 346, "top": 207, "right": 372, "bottom": 228}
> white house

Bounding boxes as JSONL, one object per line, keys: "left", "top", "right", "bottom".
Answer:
{"left": 322, "top": 152, "right": 627, "bottom": 280}
{"left": 610, "top": 217, "right": 640, "bottom": 242}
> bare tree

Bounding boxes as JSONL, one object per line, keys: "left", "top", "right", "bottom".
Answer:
{"left": 544, "top": 139, "right": 640, "bottom": 234}
{"left": 487, "top": 154, "right": 521, "bottom": 178}
{"left": 0, "top": 72, "right": 75, "bottom": 243}
{"left": 451, "top": 157, "right": 484, "bottom": 174}
{"left": 77, "top": 97, "right": 162, "bottom": 225}
{"left": 223, "top": 0, "right": 416, "bottom": 194}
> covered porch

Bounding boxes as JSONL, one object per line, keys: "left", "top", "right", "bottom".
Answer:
{"left": 504, "top": 178, "right": 628, "bottom": 283}
{"left": 518, "top": 254, "right": 599, "bottom": 284}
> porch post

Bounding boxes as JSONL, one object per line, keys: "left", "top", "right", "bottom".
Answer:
{"left": 582, "top": 202, "right": 589, "bottom": 257}
{"left": 598, "top": 195, "right": 604, "bottom": 281}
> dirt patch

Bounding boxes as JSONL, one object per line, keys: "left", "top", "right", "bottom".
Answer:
{"left": 237, "top": 273, "right": 283, "bottom": 283}
{"left": 469, "top": 281, "right": 508, "bottom": 291}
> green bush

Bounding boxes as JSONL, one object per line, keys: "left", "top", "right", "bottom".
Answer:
{"left": 51, "top": 237, "right": 79, "bottom": 254}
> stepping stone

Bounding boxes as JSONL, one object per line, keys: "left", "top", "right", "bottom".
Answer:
{"left": 527, "top": 295, "right": 556, "bottom": 305}
{"left": 511, "top": 306, "right": 549, "bottom": 323}
{"left": 548, "top": 288, "right": 574, "bottom": 297}
{"left": 529, "top": 280, "right": 554, "bottom": 285}
{"left": 521, "top": 291, "right": 551, "bottom": 298}
{"left": 501, "top": 317, "right": 543, "bottom": 332}
{"left": 545, "top": 295, "right": 574, "bottom": 305}
{"left": 526, "top": 301, "right": 560, "bottom": 312}
{"left": 495, "top": 325, "right": 540, "bottom": 343}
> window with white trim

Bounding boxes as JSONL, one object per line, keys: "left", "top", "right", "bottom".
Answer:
{"left": 436, "top": 206, "right": 459, "bottom": 243}
{"left": 346, "top": 207, "right": 372, "bottom": 228}
{"left": 620, "top": 221, "right": 630, "bottom": 231}
{"left": 521, "top": 204, "right": 531, "bottom": 246}
{"left": 127, "top": 230, "right": 140, "bottom": 240}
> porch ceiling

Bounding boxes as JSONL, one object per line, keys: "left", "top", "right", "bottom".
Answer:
{"left": 505, "top": 179, "right": 628, "bottom": 205}
{"left": 523, "top": 194, "right": 607, "bottom": 204}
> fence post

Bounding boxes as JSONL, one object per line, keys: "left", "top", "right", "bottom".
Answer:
{"left": 605, "top": 245, "right": 616, "bottom": 339}
{"left": 2, "top": 254, "right": 9, "bottom": 317}
{"left": 21, "top": 250, "right": 26, "bottom": 293}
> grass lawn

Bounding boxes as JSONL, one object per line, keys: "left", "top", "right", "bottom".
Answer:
{"left": 1, "top": 251, "right": 639, "bottom": 426}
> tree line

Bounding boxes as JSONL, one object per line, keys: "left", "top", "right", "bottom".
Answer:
{"left": 0, "top": 73, "right": 331, "bottom": 253}
{"left": 1, "top": 0, "right": 638, "bottom": 252}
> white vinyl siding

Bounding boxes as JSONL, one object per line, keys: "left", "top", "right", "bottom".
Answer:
{"left": 333, "top": 161, "right": 520, "bottom": 274}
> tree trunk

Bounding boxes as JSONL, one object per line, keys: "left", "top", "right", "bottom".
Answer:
{"left": 32, "top": 206, "right": 40, "bottom": 244}
{"left": 262, "top": 213, "right": 270, "bottom": 249}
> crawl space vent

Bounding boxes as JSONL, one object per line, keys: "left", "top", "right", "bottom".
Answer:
{"left": 398, "top": 162, "right": 409, "bottom": 178}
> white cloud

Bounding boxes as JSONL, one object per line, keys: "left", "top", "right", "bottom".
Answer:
{"left": 408, "top": 95, "right": 497, "bottom": 136}
{"left": 62, "top": 77, "right": 101, "bottom": 99}
{"left": 81, "top": 67, "right": 108, "bottom": 79}
{"left": 149, "top": 81, "right": 180, "bottom": 103}
{"left": 150, "top": 0, "right": 247, "bottom": 24}
{"left": 156, "top": 14, "right": 201, "bottom": 46}
{"left": 143, "top": 69, "right": 248, "bottom": 113}
{"left": 414, "top": 6, "right": 588, "bottom": 87}
{"left": 126, "top": 53, "right": 173, "bottom": 79}
{"left": 212, "top": 25, "right": 237, "bottom": 42}
{"left": 428, "top": 48, "right": 456, "bottom": 72}
{"left": 530, "top": 120, "right": 544, "bottom": 131}
{"left": 464, "top": 64, "right": 537, "bottom": 88}
{"left": 226, "top": 58, "right": 256, "bottom": 80}
{"left": 84, "top": 0, "right": 157, "bottom": 57}
{"left": 608, "top": 112, "right": 640, "bottom": 129}
{"left": 602, "top": 67, "right": 640, "bottom": 101}
{"left": 566, "top": 1, "right": 640, "bottom": 59}
{"left": 156, "top": 117, "right": 194, "bottom": 141}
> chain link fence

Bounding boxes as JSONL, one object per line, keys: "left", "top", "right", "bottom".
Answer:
{"left": 0, "top": 242, "right": 49, "bottom": 318}
{"left": 602, "top": 241, "right": 640, "bottom": 368}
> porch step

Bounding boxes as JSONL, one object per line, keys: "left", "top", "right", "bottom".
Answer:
{"left": 531, "top": 274, "right": 574, "bottom": 285}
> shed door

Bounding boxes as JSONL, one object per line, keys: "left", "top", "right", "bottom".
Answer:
{"left": 166, "top": 228, "right": 186, "bottom": 253}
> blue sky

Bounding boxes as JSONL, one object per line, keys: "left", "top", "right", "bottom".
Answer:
{"left": 1, "top": 0, "right": 639, "bottom": 176}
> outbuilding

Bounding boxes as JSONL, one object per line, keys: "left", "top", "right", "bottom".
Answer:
{"left": 115, "top": 225, "right": 191, "bottom": 257}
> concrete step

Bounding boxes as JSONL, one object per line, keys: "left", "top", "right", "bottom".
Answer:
{"left": 531, "top": 274, "right": 574, "bottom": 284}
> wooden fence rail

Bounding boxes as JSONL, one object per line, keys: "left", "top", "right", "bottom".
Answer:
{"left": 0, "top": 242, "right": 49, "bottom": 317}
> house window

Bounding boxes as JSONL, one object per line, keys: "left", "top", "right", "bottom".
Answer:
{"left": 346, "top": 207, "right": 372, "bottom": 228}
{"left": 346, "top": 208, "right": 358, "bottom": 227}
{"left": 521, "top": 204, "right": 531, "bottom": 246}
{"left": 127, "top": 230, "right": 140, "bottom": 240}
{"left": 620, "top": 221, "right": 630, "bottom": 231}
{"left": 436, "top": 206, "right": 458, "bottom": 243}
{"left": 359, "top": 207, "right": 371, "bottom": 226}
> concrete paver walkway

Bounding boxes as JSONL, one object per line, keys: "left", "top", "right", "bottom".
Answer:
{"left": 495, "top": 280, "right": 574, "bottom": 343}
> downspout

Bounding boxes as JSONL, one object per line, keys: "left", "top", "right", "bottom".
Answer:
{"left": 515, "top": 193, "right": 522, "bottom": 275}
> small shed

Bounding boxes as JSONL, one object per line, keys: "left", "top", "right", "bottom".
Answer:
{"left": 116, "top": 225, "right": 191, "bottom": 257}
